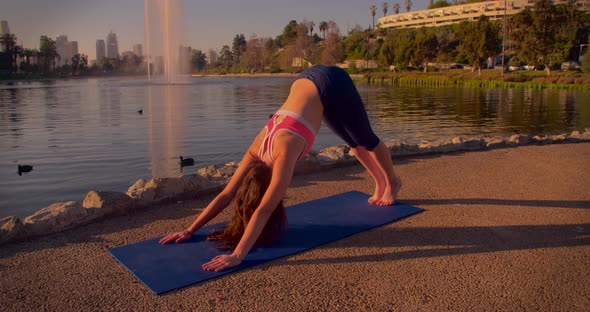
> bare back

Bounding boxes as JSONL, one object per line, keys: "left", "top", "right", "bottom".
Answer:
{"left": 248, "top": 78, "right": 323, "bottom": 165}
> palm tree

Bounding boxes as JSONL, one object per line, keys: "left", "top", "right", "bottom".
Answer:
{"left": 1, "top": 34, "right": 19, "bottom": 76}
{"left": 319, "top": 21, "right": 328, "bottom": 39}
{"left": 382, "top": 2, "right": 388, "bottom": 16}
{"left": 309, "top": 21, "right": 315, "bottom": 37}
{"left": 393, "top": 2, "right": 400, "bottom": 14}
{"left": 404, "top": 0, "right": 412, "bottom": 12}
{"left": 370, "top": 5, "right": 377, "bottom": 29}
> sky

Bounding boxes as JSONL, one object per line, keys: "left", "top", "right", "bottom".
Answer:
{"left": 1, "top": 0, "right": 431, "bottom": 61}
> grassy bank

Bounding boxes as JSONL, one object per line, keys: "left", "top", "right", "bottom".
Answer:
{"left": 362, "top": 70, "right": 590, "bottom": 90}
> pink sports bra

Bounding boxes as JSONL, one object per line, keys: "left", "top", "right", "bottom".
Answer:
{"left": 258, "top": 110, "right": 316, "bottom": 163}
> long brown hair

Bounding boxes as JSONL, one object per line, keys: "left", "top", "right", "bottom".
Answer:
{"left": 207, "top": 160, "right": 286, "bottom": 250}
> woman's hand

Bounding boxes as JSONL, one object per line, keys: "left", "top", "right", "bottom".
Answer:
{"left": 202, "top": 253, "right": 243, "bottom": 272}
{"left": 159, "top": 230, "right": 192, "bottom": 244}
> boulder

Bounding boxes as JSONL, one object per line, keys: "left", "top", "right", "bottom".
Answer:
{"left": 400, "top": 142, "right": 420, "bottom": 156}
{"left": 585, "top": 128, "right": 590, "bottom": 135}
{"left": 197, "top": 161, "right": 239, "bottom": 181}
{"left": 532, "top": 135, "right": 551, "bottom": 145}
{"left": 127, "top": 174, "right": 216, "bottom": 206}
{"left": 463, "top": 137, "right": 486, "bottom": 150}
{"left": 418, "top": 140, "right": 432, "bottom": 153}
{"left": 509, "top": 134, "right": 532, "bottom": 146}
{"left": 0, "top": 216, "right": 26, "bottom": 244}
{"left": 484, "top": 136, "right": 507, "bottom": 149}
{"left": 451, "top": 136, "right": 464, "bottom": 145}
{"left": 549, "top": 134, "right": 567, "bottom": 144}
{"left": 317, "top": 145, "right": 353, "bottom": 167}
{"left": 567, "top": 131, "right": 584, "bottom": 143}
{"left": 23, "top": 201, "right": 87, "bottom": 237}
{"left": 83, "top": 190, "right": 134, "bottom": 218}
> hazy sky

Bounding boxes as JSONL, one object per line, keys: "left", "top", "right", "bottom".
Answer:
{"left": 2, "top": 0, "right": 430, "bottom": 60}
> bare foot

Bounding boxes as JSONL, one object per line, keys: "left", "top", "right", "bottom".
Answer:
{"left": 368, "top": 177, "right": 386, "bottom": 204}
{"left": 368, "top": 188, "right": 382, "bottom": 204}
{"left": 377, "top": 176, "right": 402, "bottom": 206}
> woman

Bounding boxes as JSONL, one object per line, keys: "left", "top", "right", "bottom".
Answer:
{"left": 159, "top": 65, "right": 402, "bottom": 272}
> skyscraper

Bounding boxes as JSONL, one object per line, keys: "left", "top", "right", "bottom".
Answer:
{"left": 133, "top": 44, "right": 143, "bottom": 57}
{"left": 0, "top": 20, "right": 9, "bottom": 35}
{"left": 56, "top": 35, "right": 69, "bottom": 66}
{"left": 70, "top": 41, "right": 78, "bottom": 56}
{"left": 96, "top": 39, "right": 106, "bottom": 63}
{"left": 106, "top": 31, "right": 119, "bottom": 59}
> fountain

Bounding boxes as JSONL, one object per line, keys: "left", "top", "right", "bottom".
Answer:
{"left": 144, "top": 0, "right": 190, "bottom": 83}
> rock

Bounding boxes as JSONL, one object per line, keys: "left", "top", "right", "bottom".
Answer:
{"left": 0, "top": 216, "right": 26, "bottom": 244}
{"left": 509, "top": 134, "right": 532, "bottom": 146}
{"left": 127, "top": 175, "right": 216, "bottom": 205}
{"left": 451, "top": 136, "right": 464, "bottom": 145}
{"left": 484, "top": 136, "right": 506, "bottom": 149}
{"left": 23, "top": 201, "right": 87, "bottom": 237}
{"left": 567, "top": 131, "right": 584, "bottom": 143}
{"left": 83, "top": 190, "right": 133, "bottom": 218}
{"left": 196, "top": 162, "right": 239, "bottom": 183}
{"left": 585, "top": 128, "right": 590, "bottom": 135}
{"left": 463, "top": 137, "right": 485, "bottom": 150}
{"left": 317, "top": 145, "right": 353, "bottom": 167}
{"left": 418, "top": 140, "right": 432, "bottom": 153}
{"left": 400, "top": 142, "right": 420, "bottom": 155}
{"left": 533, "top": 135, "right": 550, "bottom": 145}
{"left": 550, "top": 134, "right": 567, "bottom": 144}
{"left": 385, "top": 140, "right": 403, "bottom": 156}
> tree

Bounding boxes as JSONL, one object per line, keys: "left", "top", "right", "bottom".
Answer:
{"left": 510, "top": 0, "right": 580, "bottom": 75}
{"left": 404, "top": 0, "right": 412, "bottom": 13}
{"left": 344, "top": 27, "right": 369, "bottom": 60}
{"left": 319, "top": 21, "right": 328, "bottom": 39}
{"left": 457, "top": 15, "right": 501, "bottom": 75}
{"left": 309, "top": 21, "right": 315, "bottom": 36}
{"left": 412, "top": 27, "right": 439, "bottom": 72}
{"left": 429, "top": 0, "right": 451, "bottom": 9}
{"left": 0, "top": 34, "right": 19, "bottom": 76}
{"left": 282, "top": 20, "right": 299, "bottom": 45}
{"left": 231, "top": 34, "right": 247, "bottom": 67}
{"left": 370, "top": 5, "right": 377, "bottom": 29}
{"left": 191, "top": 49, "right": 207, "bottom": 72}
{"left": 393, "top": 3, "right": 400, "bottom": 15}
{"left": 71, "top": 53, "right": 80, "bottom": 75}
{"left": 382, "top": 2, "right": 388, "bottom": 17}
{"left": 39, "top": 36, "right": 58, "bottom": 74}
{"left": 218, "top": 45, "right": 233, "bottom": 71}
{"left": 320, "top": 21, "right": 344, "bottom": 65}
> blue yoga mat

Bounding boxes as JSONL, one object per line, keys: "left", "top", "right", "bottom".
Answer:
{"left": 109, "top": 191, "right": 422, "bottom": 295}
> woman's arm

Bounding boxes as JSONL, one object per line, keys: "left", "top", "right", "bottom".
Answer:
{"left": 159, "top": 150, "right": 259, "bottom": 244}
{"left": 202, "top": 144, "right": 299, "bottom": 271}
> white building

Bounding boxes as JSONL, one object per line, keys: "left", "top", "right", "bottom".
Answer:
{"left": 378, "top": 0, "right": 590, "bottom": 29}
{"left": 56, "top": 35, "right": 70, "bottom": 66}
{"left": 106, "top": 31, "right": 119, "bottom": 59}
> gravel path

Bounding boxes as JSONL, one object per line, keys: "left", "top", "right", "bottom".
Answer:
{"left": 1, "top": 143, "right": 589, "bottom": 311}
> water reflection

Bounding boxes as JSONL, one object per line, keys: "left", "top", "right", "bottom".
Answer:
{"left": 146, "top": 84, "right": 189, "bottom": 177}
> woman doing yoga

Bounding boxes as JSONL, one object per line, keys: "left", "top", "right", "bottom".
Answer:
{"left": 159, "top": 65, "right": 402, "bottom": 272}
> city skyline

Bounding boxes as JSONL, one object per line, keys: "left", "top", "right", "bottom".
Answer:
{"left": 1, "top": 0, "right": 432, "bottom": 61}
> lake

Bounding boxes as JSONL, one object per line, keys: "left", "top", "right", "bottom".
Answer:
{"left": 1, "top": 76, "right": 588, "bottom": 218}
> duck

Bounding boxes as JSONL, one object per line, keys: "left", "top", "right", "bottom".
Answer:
{"left": 179, "top": 156, "right": 195, "bottom": 167}
{"left": 18, "top": 164, "right": 33, "bottom": 176}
